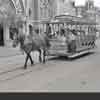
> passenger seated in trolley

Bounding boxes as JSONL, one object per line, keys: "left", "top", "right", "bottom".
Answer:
{"left": 67, "top": 29, "right": 77, "bottom": 53}
{"left": 46, "top": 23, "right": 52, "bottom": 38}
{"left": 58, "top": 27, "right": 66, "bottom": 42}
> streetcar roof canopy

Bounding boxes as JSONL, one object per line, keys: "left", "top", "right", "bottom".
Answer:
{"left": 41, "top": 14, "right": 97, "bottom": 25}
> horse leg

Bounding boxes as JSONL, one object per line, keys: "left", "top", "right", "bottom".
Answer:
{"left": 38, "top": 49, "right": 42, "bottom": 63}
{"left": 43, "top": 50, "right": 46, "bottom": 64}
{"left": 27, "top": 52, "right": 34, "bottom": 66}
{"left": 24, "top": 54, "right": 29, "bottom": 69}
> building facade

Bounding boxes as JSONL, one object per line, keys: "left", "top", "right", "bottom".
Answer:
{"left": 1, "top": 0, "right": 100, "bottom": 47}
{"left": 56, "top": 0, "right": 76, "bottom": 16}
{"left": 23, "top": 0, "right": 78, "bottom": 34}
{"left": 0, "top": 0, "right": 16, "bottom": 47}
{"left": 75, "top": 0, "right": 100, "bottom": 21}
{"left": 23, "top": 0, "right": 57, "bottom": 35}
{"left": 0, "top": 0, "right": 24, "bottom": 47}
{"left": 75, "top": 0, "right": 100, "bottom": 31}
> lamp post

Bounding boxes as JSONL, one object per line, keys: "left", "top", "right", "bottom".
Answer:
{"left": 24, "top": 0, "right": 29, "bottom": 36}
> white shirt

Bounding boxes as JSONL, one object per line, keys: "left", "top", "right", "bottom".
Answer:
{"left": 69, "top": 33, "right": 76, "bottom": 40}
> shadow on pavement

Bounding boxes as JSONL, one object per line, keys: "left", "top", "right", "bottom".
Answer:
{"left": 48, "top": 56, "right": 69, "bottom": 61}
{"left": 69, "top": 52, "right": 95, "bottom": 61}
{"left": 48, "top": 52, "right": 95, "bottom": 62}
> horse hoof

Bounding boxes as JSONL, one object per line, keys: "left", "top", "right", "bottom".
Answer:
{"left": 31, "top": 64, "right": 34, "bottom": 66}
{"left": 43, "top": 61, "right": 46, "bottom": 64}
{"left": 24, "top": 66, "right": 27, "bottom": 69}
{"left": 31, "top": 62, "right": 34, "bottom": 65}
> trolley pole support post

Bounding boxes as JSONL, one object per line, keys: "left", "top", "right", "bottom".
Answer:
{"left": 24, "top": 0, "right": 29, "bottom": 36}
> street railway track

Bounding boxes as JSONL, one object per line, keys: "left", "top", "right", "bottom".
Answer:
{"left": 0, "top": 68, "right": 33, "bottom": 82}
{"left": 0, "top": 54, "right": 54, "bottom": 82}
{"left": 0, "top": 52, "right": 95, "bottom": 82}
{"left": 0, "top": 61, "right": 53, "bottom": 82}
{"left": 0, "top": 56, "right": 46, "bottom": 82}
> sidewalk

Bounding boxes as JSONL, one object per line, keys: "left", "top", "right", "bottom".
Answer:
{"left": 0, "top": 47, "right": 22, "bottom": 58}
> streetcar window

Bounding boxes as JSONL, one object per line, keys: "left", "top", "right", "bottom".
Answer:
{"left": 44, "top": 24, "right": 47, "bottom": 33}
{"left": 77, "top": 25, "right": 81, "bottom": 30}
{"left": 88, "top": 27, "right": 90, "bottom": 33}
{"left": 64, "top": 23, "right": 67, "bottom": 28}
{"left": 82, "top": 25, "right": 86, "bottom": 31}
{"left": 77, "top": 31, "right": 80, "bottom": 35}
{"left": 72, "top": 25, "right": 76, "bottom": 30}
{"left": 68, "top": 24, "right": 72, "bottom": 29}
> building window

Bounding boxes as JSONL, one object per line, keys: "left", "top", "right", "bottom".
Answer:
{"left": 40, "top": 0, "right": 50, "bottom": 19}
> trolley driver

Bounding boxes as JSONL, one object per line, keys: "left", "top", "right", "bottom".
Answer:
{"left": 67, "top": 29, "right": 77, "bottom": 53}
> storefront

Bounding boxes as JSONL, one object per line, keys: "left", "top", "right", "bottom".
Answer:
{"left": 0, "top": 0, "right": 24, "bottom": 47}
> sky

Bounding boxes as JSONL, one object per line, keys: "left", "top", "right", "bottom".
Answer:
{"left": 73, "top": 0, "right": 100, "bottom": 7}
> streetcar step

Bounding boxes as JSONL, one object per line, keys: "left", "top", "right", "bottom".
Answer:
{"left": 68, "top": 50, "right": 89, "bottom": 58}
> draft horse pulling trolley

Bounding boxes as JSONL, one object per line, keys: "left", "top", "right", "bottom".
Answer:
{"left": 12, "top": 15, "right": 97, "bottom": 69}
{"left": 40, "top": 15, "right": 97, "bottom": 58}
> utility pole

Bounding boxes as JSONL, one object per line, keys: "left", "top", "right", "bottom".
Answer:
{"left": 24, "top": 0, "right": 29, "bottom": 35}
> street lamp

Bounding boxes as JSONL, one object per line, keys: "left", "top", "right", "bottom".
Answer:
{"left": 24, "top": 0, "right": 29, "bottom": 36}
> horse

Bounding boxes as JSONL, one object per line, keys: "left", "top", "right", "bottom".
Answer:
{"left": 12, "top": 31, "right": 50, "bottom": 69}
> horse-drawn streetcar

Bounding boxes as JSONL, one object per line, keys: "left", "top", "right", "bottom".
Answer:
{"left": 12, "top": 14, "right": 97, "bottom": 69}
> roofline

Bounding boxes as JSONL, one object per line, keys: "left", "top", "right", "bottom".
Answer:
{"left": 54, "top": 14, "right": 96, "bottom": 24}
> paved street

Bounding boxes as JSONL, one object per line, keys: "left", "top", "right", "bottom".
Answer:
{"left": 0, "top": 39, "right": 100, "bottom": 92}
